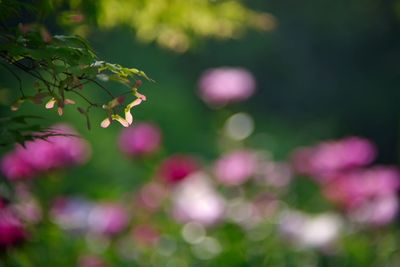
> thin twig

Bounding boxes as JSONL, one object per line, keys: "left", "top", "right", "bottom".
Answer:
{"left": 87, "top": 78, "right": 115, "bottom": 98}
{"left": 70, "top": 90, "right": 98, "bottom": 107}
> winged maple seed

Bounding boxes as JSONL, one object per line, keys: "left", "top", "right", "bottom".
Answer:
{"left": 45, "top": 97, "right": 76, "bottom": 116}
{"left": 101, "top": 94, "right": 146, "bottom": 128}
{"left": 100, "top": 81, "right": 147, "bottom": 128}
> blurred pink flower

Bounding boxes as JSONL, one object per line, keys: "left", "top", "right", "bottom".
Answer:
{"left": 0, "top": 124, "right": 91, "bottom": 181}
{"left": 172, "top": 172, "right": 225, "bottom": 226}
{"left": 118, "top": 123, "right": 162, "bottom": 157}
{"left": 19, "top": 124, "right": 91, "bottom": 170}
{"left": 0, "top": 150, "right": 36, "bottom": 181}
{"left": 214, "top": 150, "right": 258, "bottom": 186}
{"left": 88, "top": 203, "right": 128, "bottom": 236}
{"left": 158, "top": 155, "right": 199, "bottom": 184}
{"left": 0, "top": 206, "right": 26, "bottom": 249}
{"left": 323, "top": 167, "right": 400, "bottom": 208}
{"left": 323, "top": 166, "right": 400, "bottom": 225}
{"left": 198, "top": 67, "right": 256, "bottom": 106}
{"left": 291, "top": 137, "right": 376, "bottom": 181}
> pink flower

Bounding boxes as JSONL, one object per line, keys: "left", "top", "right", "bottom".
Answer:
{"left": 88, "top": 203, "right": 128, "bottom": 236}
{"left": 0, "top": 150, "right": 36, "bottom": 181}
{"left": 35, "top": 124, "right": 90, "bottom": 167}
{"left": 323, "top": 167, "right": 400, "bottom": 208}
{"left": 350, "top": 194, "right": 399, "bottom": 226}
{"left": 0, "top": 124, "right": 91, "bottom": 180}
{"left": 118, "top": 123, "right": 162, "bottom": 157}
{"left": 323, "top": 166, "right": 400, "bottom": 225}
{"left": 291, "top": 137, "right": 376, "bottom": 181}
{"left": 198, "top": 67, "right": 256, "bottom": 106}
{"left": 214, "top": 150, "right": 258, "bottom": 186}
{"left": 157, "top": 155, "right": 199, "bottom": 184}
{"left": 0, "top": 206, "right": 26, "bottom": 249}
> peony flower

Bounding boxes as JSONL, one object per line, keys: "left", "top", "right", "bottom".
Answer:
{"left": 323, "top": 167, "right": 400, "bottom": 208}
{"left": 198, "top": 67, "right": 256, "bottom": 106}
{"left": 171, "top": 172, "right": 225, "bottom": 226}
{"left": 214, "top": 150, "right": 258, "bottom": 186}
{"left": 291, "top": 137, "right": 376, "bottom": 181}
{"left": 0, "top": 124, "right": 91, "bottom": 180}
{"left": 0, "top": 150, "right": 37, "bottom": 181}
{"left": 118, "top": 123, "right": 162, "bottom": 157}
{"left": 157, "top": 155, "right": 199, "bottom": 184}
{"left": 323, "top": 166, "right": 400, "bottom": 226}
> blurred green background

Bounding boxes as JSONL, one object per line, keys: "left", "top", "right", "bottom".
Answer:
{"left": 1, "top": 0, "right": 400, "bottom": 195}
{"left": 2, "top": 1, "right": 400, "bottom": 266}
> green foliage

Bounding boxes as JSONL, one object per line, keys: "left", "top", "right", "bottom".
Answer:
{"left": 55, "top": 0, "right": 276, "bottom": 52}
{"left": 0, "top": 0, "right": 153, "bottom": 144}
{"left": 0, "top": 115, "right": 43, "bottom": 146}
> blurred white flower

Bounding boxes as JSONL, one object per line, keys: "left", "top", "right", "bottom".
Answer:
{"left": 279, "top": 210, "right": 343, "bottom": 250}
{"left": 172, "top": 172, "right": 225, "bottom": 226}
{"left": 349, "top": 193, "right": 399, "bottom": 226}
